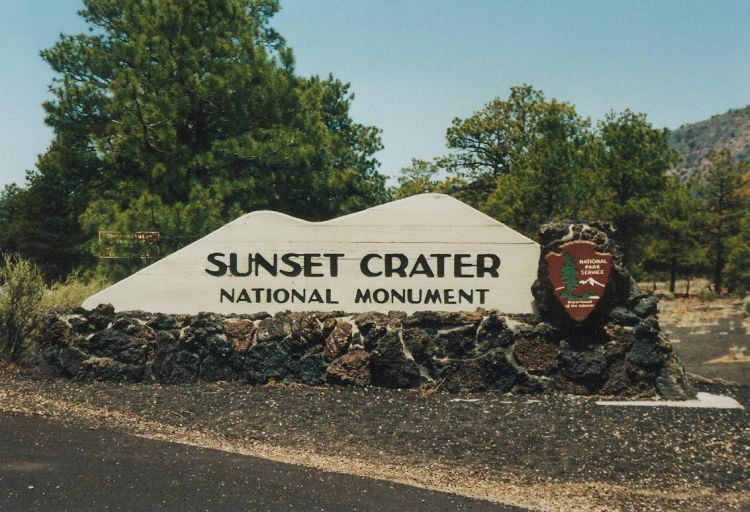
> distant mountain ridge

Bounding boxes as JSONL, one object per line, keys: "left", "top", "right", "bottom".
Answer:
{"left": 668, "top": 105, "right": 750, "bottom": 177}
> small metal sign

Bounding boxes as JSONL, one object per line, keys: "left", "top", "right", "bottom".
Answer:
{"left": 98, "top": 231, "right": 160, "bottom": 259}
{"left": 545, "top": 241, "right": 613, "bottom": 322}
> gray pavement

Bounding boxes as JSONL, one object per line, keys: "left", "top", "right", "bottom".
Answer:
{"left": 0, "top": 413, "right": 524, "bottom": 512}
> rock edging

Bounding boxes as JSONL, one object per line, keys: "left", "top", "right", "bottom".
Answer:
{"left": 30, "top": 303, "right": 691, "bottom": 398}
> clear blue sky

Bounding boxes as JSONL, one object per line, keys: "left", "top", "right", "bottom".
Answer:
{"left": 1, "top": 0, "right": 749, "bottom": 188}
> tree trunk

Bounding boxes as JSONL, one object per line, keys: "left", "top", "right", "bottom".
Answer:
{"left": 669, "top": 256, "right": 677, "bottom": 293}
{"left": 713, "top": 244, "right": 724, "bottom": 295}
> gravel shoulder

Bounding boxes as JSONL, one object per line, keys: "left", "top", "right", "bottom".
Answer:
{"left": 0, "top": 306, "right": 748, "bottom": 512}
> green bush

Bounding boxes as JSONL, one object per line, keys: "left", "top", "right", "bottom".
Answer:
{"left": 697, "top": 287, "right": 717, "bottom": 302}
{"left": 0, "top": 254, "right": 45, "bottom": 361}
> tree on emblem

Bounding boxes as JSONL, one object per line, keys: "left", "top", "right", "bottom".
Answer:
{"left": 560, "top": 252, "right": 579, "bottom": 299}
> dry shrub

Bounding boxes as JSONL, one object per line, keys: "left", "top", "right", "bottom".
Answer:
{"left": 0, "top": 254, "right": 45, "bottom": 361}
{"left": 0, "top": 254, "right": 110, "bottom": 361}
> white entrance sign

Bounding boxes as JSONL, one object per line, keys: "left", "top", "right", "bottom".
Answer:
{"left": 83, "top": 194, "right": 540, "bottom": 314}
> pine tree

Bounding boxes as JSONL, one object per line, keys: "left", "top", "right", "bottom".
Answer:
{"left": 11, "top": 0, "right": 388, "bottom": 278}
{"left": 726, "top": 210, "right": 750, "bottom": 294}
{"left": 696, "top": 149, "right": 748, "bottom": 294}
{"left": 642, "top": 176, "right": 706, "bottom": 294}
{"left": 592, "top": 111, "right": 680, "bottom": 269}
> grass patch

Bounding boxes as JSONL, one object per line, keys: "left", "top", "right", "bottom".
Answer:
{"left": 41, "top": 274, "right": 109, "bottom": 311}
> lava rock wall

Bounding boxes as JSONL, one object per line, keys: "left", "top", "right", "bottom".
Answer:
{"left": 28, "top": 222, "right": 693, "bottom": 398}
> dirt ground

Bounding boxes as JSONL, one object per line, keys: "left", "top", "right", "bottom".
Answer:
{"left": 638, "top": 278, "right": 714, "bottom": 298}
{"left": 659, "top": 297, "right": 750, "bottom": 386}
{"left": 0, "top": 299, "right": 748, "bottom": 512}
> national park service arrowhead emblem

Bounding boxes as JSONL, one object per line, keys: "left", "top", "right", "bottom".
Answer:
{"left": 545, "top": 241, "right": 613, "bottom": 322}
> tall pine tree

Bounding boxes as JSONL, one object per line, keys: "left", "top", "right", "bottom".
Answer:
{"left": 19, "top": 0, "right": 387, "bottom": 278}
{"left": 696, "top": 149, "right": 748, "bottom": 294}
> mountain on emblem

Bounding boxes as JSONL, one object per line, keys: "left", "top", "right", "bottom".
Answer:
{"left": 545, "top": 241, "right": 613, "bottom": 322}
{"left": 579, "top": 277, "right": 605, "bottom": 287}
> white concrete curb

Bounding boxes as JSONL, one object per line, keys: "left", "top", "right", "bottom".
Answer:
{"left": 596, "top": 392, "right": 743, "bottom": 409}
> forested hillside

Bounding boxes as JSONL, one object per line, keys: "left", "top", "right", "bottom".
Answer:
{"left": 669, "top": 106, "right": 750, "bottom": 177}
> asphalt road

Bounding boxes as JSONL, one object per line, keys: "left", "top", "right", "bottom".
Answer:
{"left": 0, "top": 413, "right": 523, "bottom": 512}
